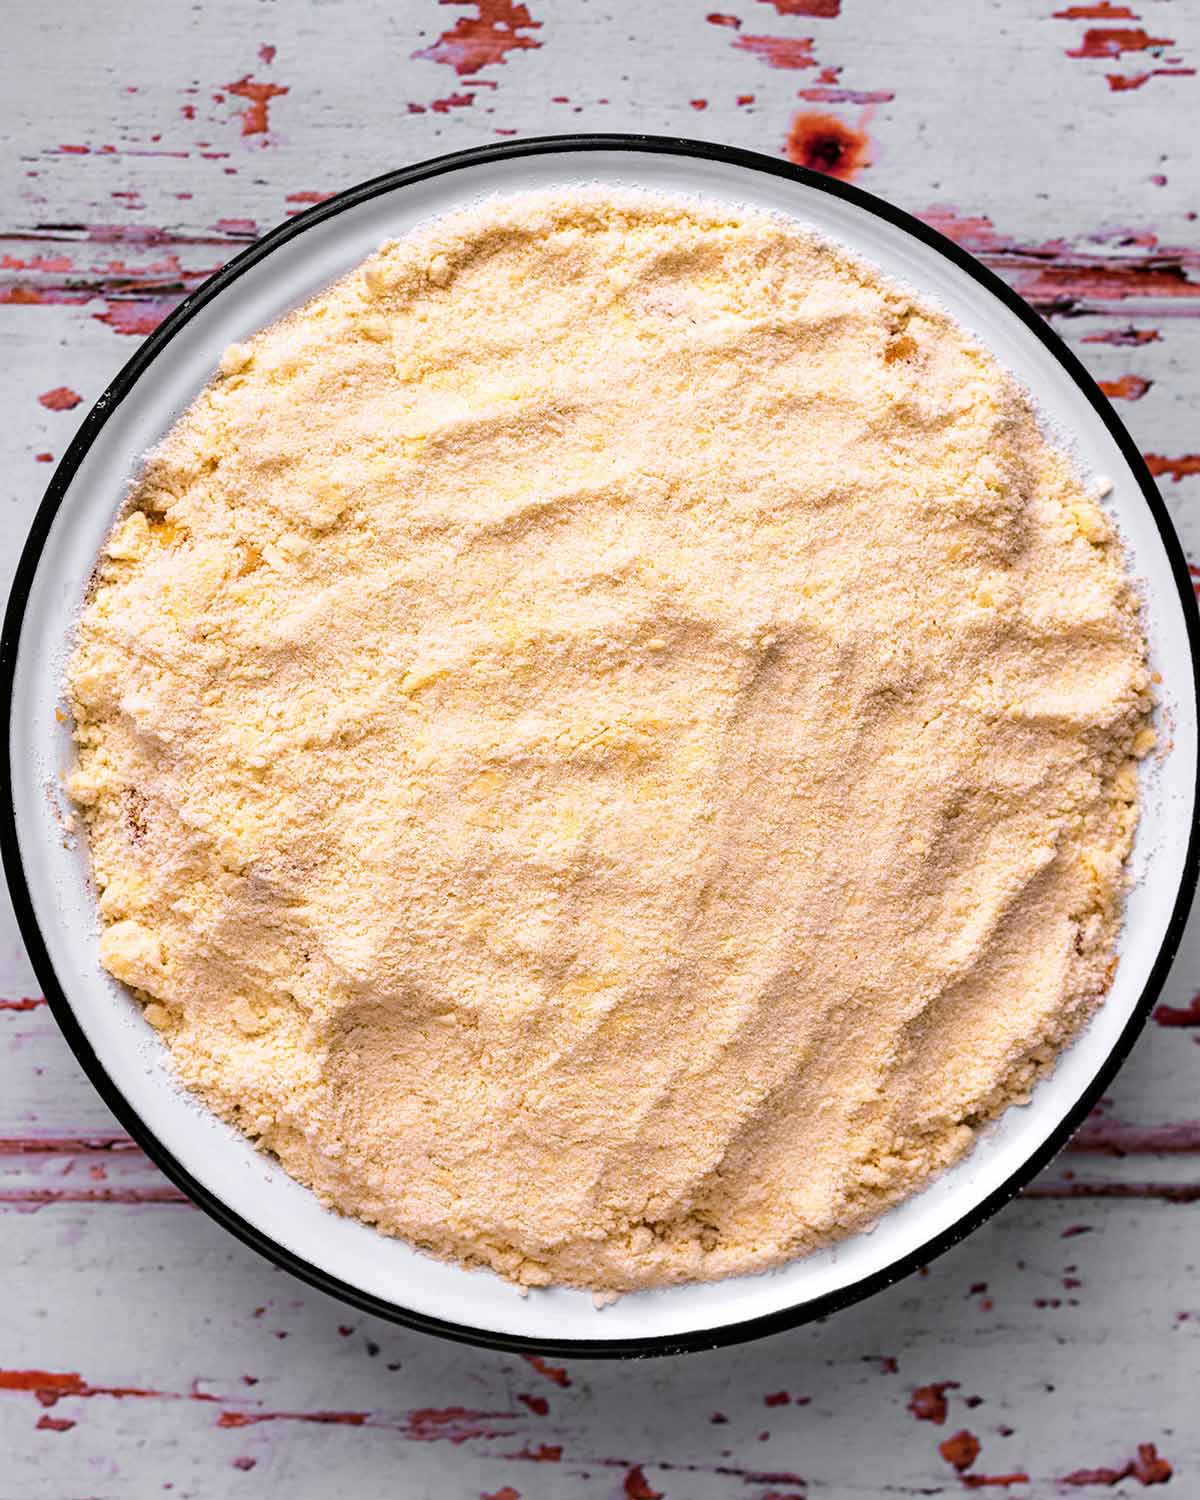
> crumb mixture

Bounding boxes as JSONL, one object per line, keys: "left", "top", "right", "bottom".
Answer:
{"left": 67, "top": 190, "right": 1153, "bottom": 1290}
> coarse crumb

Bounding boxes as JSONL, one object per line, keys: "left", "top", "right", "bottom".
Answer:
{"left": 67, "top": 189, "right": 1151, "bottom": 1291}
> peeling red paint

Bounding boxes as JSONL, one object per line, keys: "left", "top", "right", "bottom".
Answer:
{"left": 1082, "top": 326, "right": 1160, "bottom": 345}
{"left": 1108, "top": 69, "right": 1196, "bottom": 88}
{"left": 1144, "top": 455, "right": 1200, "bottom": 484}
{"left": 1006, "top": 257, "right": 1200, "bottom": 308}
{"left": 521, "top": 1355, "right": 570, "bottom": 1387}
{"left": 784, "top": 110, "right": 869, "bottom": 178}
{"left": 36, "top": 1416, "right": 76, "bottom": 1432}
{"left": 1067, "top": 27, "right": 1173, "bottom": 59}
{"left": 93, "top": 297, "right": 177, "bottom": 336}
{"left": 226, "top": 75, "right": 290, "bottom": 135}
{"left": 406, "top": 1406, "right": 517, "bottom": 1443}
{"left": 516, "top": 1394, "right": 548, "bottom": 1416}
{"left": 760, "top": 0, "right": 840, "bottom": 12}
{"left": 0, "top": 1369, "right": 162, "bottom": 1407}
{"left": 909, "top": 1381, "right": 958, "bottom": 1424}
{"left": 734, "top": 34, "right": 818, "bottom": 67}
{"left": 1061, "top": 1443, "right": 1173, "bottom": 1486}
{"left": 0, "top": 1184, "right": 189, "bottom": 1208}
{"left": 0, "top": 996, "right": 45, "bottom": 1009}
{"left": 1069, "top": 1118, "right": 1200, "bottom": 1154}
{"left": 940, "top": 1430, "right": 981, "bottom": 1472}
{"left": 1098, "top": 373, "right": 1152, "bottom": 399}
{"left": 1023, "top": 1180, "right": 1200, "bottom": 1202}
{"left": 962, "top": 1474, "right": 1031, "bottom": 1490}
{"left": 213, "top": 217, "right": 258, "bottom": 237}
{"left": 707, "top": 12, "right": 741, "bottom": 26}
{"left": 258, "top": 43, "right": 276, "bottom": 64}
{"left": 482, "top": 1489, "right": 520, "bottom": 1500}
{"left": 37, "top": 387, "right": 82, "bottom": 411}
{"left": 413, "top": 0, "right": 542, "bottom": 75}
{"left": 797, "top": 85, "right": 894, "bottom": 102}
{"left": 690, "top": 98, "right": 709, "bottom": 109}
{"left": 764, "top": 1391, "right": 790, "bottom": 1406}
{"left": 0, "top": 252, "right": 73, "bottom": 272}
{"left": 507, "top": 1444, "right": 562, "bottom": 1462}
{"left": 218, "top": 1409, "right": 368, "bottom": 1428}
{"left": 1054, "top": 2, "right": 1137, "bottom": 14}
{"left": 431, "top": 92, "right": 476, "bottom": 112}
{"left": 624, "top": 1466, "right": 664, "bottom": 1500}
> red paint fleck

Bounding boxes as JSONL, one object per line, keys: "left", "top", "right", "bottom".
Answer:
{"left": 405, "top": 1406, "right": 516, "bottom": 1443}
{"left": 765, "top": 1391, "right": 790, "bottom": 1406}
{"left": 521, "top": 1355, "right": 570, "bottom": 1387}
{"left": 879, "top": 1356, "right": 899, "bottom": 1374}
{"left": 482, "top": 1490, "right": 520, "bottom": 1500}
{"left": 1133, "top": 1445, "right": 1174, "bottom": 1484}
{"left": 285, "top": 190, "right": 333, "bottom": 208}
{"left": 909, "top": 1382, "right": 958, "bottom": 1424}
{"left": 797, "top": 85, "right": 894, "bottom": 102}
{"left": 690, "top": 98, "right": 709, "bottom": 109}
{"left": 1069, "top": 1118, "right": 1200, "bottom": 1154}
{"left": 232, "top": 1457, "right": 256, "bottom": 1472}
{"left": 35, "top": 1416, "right": 75, "bottom": 1432}
{"left": 38, "top": 387, "right": 82, "bottom": 411}
{"left": 94, "top": 299, "right": 177, "bottom": 337}
{"left": 737, "top": 93, "right": 756, "bottom": 104}
{"left": 516, "top": 1394, "right": 548, "bottom": 1416}
{"left": 919, "top": 206, "right": 1000, "bottom": 251}
{"left": 413, "top": 0, "right": 542, "bottom": 75}
{"left": 760, "top": 0, "right": 839, "bottom": 12}
{"left": 1082, "top": 327, "right": 1160, "bottom": 345}
{"left": 34, "top": 453, "right": 53, "bottom": 463}
{"left": 258, "top": 44, "right": 276, "bottom": 64}
{"left": 707, "top": 11, "right": 741, "bottom": 26}
{"left": 962, "top": 1474, "right": 1031, "bottom": 1490}
{"left": 226, "top": 75, "right": 290, "bottom": 136}
{"left": 1108, "top": 68, "right": 1196, "bottom": 88}
{"left": 940, "top": 1430, "right": 982, "bottom": 1472}
{"left": 508, "top": 1444, "right": 562, "bottom": 1462}
{"left": 624, "top": 1466, "right": 664, "bottom": 1500}
{"left": 1098, "top": 374, "right": 1152, "bottom": 399}
{"left": 1067, "top": 27, "right": 1173, "bottom": 58}
{"left": 58, "top": 144, "right": 90, "bottom": 155}
{"left": 1006, "top": 258, "right": 1200, "bottom": 308}
{"left": 1154, "top": 991, "right": 1200, "bottom": 1020}
{"left": 0, "top": 1370, "right": 162, "bottom": 1406}
{"left": 431, "top": 92, "right": 476, "bottom": 112}
{"left": 214, "top": 217, "right": 258, "bottom": 236}
{"left": 1054, "top": 2, "right": 1138, "bottom": 16}
{"left": 734, "top": 34, "right": 817, "bottom": 67}
{"left": 785, "top": 110, "right": 869, "bottom": 177}
{"left": 1061, "top": 1444, "right": 1172, "bottom": 1486}
{"left": 218, "top": 1409, "right": 368, "bottom": 1428}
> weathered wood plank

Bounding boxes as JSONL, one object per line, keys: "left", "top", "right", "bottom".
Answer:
{"left": 2, "top": 0, "right": 1199, "bottom": 1493}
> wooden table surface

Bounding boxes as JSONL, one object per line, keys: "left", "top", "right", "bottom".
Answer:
{"left": 3, "top": 2, "right": 1199, "bottom": 1494}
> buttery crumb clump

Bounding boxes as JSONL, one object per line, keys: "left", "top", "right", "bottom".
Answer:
{"left": 67, "top": 190, "right": 1152, "bottom": 1291}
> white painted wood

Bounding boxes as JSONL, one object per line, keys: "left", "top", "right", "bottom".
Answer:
{"left": 2, "top": 0, "right": 1198, "bottom": 1489}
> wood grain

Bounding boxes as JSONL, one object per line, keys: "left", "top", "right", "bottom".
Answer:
{"left": 2, "top": 0, "right": 1197, "bottom": 1492}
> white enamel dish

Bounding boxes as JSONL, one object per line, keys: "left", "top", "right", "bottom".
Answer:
{"left": 3, "top": 137, "right": 1198, "bottom": 1356}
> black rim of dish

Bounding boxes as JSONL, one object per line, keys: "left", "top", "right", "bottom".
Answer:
{"left": 3, "top": 134, "right": 1198, "bottom": 1360}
